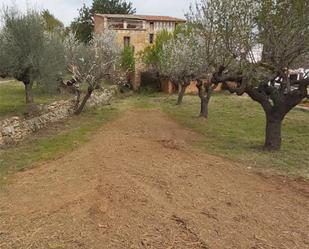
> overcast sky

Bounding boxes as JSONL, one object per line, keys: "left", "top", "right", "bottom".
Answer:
{"left": 0, "top": 0, "right": 192, "bottom": 26}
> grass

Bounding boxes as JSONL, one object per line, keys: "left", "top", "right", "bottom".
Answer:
{"left": 0, "top": 91, "right": 308, "bottom": 184}
{"left": 0, "top": 80, "right": 70, "bottom": 118}
{"left": 0, "top": 103, "right": 120, "bottom": 185}
{"left": 127, "top": 93, "right": 309, "bottom": 178}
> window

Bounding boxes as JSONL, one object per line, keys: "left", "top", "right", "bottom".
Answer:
{"left": 109, "top": 19, "right": 124, "bottom": 29}
{"left": 290, "top": 74, "right": 298, "bottom": 81}
{"left": 149, "top": 34, "right": 154, "bottom": 44}
{"left": 149, "top": 22, "right": 154, "bottom": 31}
{"left": 127, "top": 20, "right": 143, "bottom": 29}
{"left": 124, "top": 36, "right": 131, "bottom": 47}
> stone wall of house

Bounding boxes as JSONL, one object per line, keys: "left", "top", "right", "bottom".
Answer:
{"left": 160, "top": 80, "right": 223, "bottom": 94}
{"left": 0, "top": 87, "right": 118, "bottom": 147}
{"left": 94, "top": 15, "right": 151, "bottom": 90}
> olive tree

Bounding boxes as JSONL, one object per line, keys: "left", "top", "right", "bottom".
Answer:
{"left": 157, "top": 29, "right": 218, "bottom": 117}
{"left": 142, "top": 25, "right": 217, "bottom": 116}
{"left": 0, "top": 8, "right": 66, "bottom": 103}
{"left": 196, "top": 77, "right": 219, "bottom": 118}
{"left": 157, "top": 32, "right": 208, "bottom": 105}
{"left": 191, "top": 0, "right": 309, "bottom": 150}
{"left": 65, "top": 30, "right": 123, "bottom": 115}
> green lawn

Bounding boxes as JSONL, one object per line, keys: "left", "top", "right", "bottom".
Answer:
{"left": 128, "top": 93, "right": 309, "bottom": 178}
{"left": 0, "top": 80, "right": 70, "bottom": 118}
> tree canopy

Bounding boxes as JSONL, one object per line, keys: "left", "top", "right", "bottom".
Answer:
{"left": 65, "top": 30, "right": 124, "bottom": 114}
{"left": 188, "top": 0, "right": 309, "bottom": 150}
{"left": 41, "top": 9, "right": 64, "bottom": 33}
{"left": 91, "top": 0, "right": 135, "bottom": 15}
{"left": 0, "top": 8, "right": 66, "bottom": 103}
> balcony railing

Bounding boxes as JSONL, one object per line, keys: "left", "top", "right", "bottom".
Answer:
{"left": 108, "top": 19, "right": 144, "bottom": 30}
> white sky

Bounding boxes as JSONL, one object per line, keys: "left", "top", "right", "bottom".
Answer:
{"left": 0, "top": 0, "right": 192, "bottom": 26}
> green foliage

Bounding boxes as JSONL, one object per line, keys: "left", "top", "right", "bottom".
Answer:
{"left": 190, "top": 0, "right": 309, "bottom": 83}
{"left": 121, "top": 45, "right": 135, "bottom": 73}
{"left": 38, "top": 34, "right": 67, "bottom": 92}
{"left": 70, "top": 4, "right": 94, "bottom": 44}
{"left": 0, "top": 8, "right": 66, "bottom": 95}
{"left": 257, "top": 0, "right": 309, "bottom": 69}
{"left": 0, "top": 9, "right": 45, "bottom": 83}
{"left": 142, "top": 24, "right": 206, "bottom": 89}
{"left": 141, "top": 24, "right": 192, "bottom": 70}
{"left": 91, "top": 0, "right": 136, "bottom": 15}
{"left": 188, "top": 0, "right": 309, "bottom": 151}
{"left": 41, "top": 9, "right": 64, "bottom": 33}
{"left": 142, "top": 30, "right": 174, "bottom": 69}
{"left": 71, "top": 0, "right": 136, "bottom": 43}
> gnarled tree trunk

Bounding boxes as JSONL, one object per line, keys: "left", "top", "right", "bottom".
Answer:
{"left": 16, "top": 69, "right": 33, "bottom": 104}
{"left": 75, "top": 89, "right": 81, "bottom": 110}
{"left": 246, "top": 86, "right": 305, "bottom": 151}
{"left": 200, "top": 96, "right": 209, "bottom": 118}
{"left": 24, "top": 82, "right": 34, "bottom": 104}
{"left": 264, "top": 114, "right": 283, "bottom": 150}
{"left": 211, "top": 65, "right": 309, "bottom": 151}
{"left": 74, "top": 86, "right": 94, "bottom": 115}
{"left": 177, "top": 83, "right": 188, "bottom": 105}
{"left": 197, "top": 80, "right": 213, "bottom": 118}
{"left": 246, "top": 87, "right": 286, "bottom": 151}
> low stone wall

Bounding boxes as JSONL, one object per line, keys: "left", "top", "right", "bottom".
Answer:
{"left": 0, "top": 87, "right": 118, "bottom": 147}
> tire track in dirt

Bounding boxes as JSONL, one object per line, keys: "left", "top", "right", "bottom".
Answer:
{"left": 0, "top": 109, "right": 308, "bottom": 248}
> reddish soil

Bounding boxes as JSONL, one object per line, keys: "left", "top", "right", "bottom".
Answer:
{"left": 0, "top": 109, "right": 308, "bottom": 249}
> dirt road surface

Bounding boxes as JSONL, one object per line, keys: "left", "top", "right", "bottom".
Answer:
{"left": 0, "top": 109, "right": 308, "bottom": 249}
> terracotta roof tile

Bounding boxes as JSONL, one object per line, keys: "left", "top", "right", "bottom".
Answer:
{"left": 95, "top": 14, "right": 186, "bottom": 22}
{"left": 136, "top": 15, "right": 186, "bottom": 22}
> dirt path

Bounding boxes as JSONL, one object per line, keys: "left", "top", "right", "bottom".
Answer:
{"left": 0, "top": 109, "right": 308, "bottom": 249}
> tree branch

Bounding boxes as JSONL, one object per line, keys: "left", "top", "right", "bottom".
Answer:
{"left": 246, "top": 86, "right": 273, "bottom": 114}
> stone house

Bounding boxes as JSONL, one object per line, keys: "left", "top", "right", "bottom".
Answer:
{"left": 94, "top": 14, "right": 186, "bottom": 91}
{"left": 289, "top": 67, "right": 309, "bottom": 81}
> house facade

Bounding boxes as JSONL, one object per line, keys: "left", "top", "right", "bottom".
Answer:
{"left": 289, "top": 67, "right": 309, "bottom": 81}
{"left": 94, "top": 14, "right": 186, "bottom": 90}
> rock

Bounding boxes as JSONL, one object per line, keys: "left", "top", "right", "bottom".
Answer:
{"left": 0, "top": 134, "right": 4, "bottom": 146}
{"left": 0, "top": 87, "right": 117, "bottom": 147}
{"left": 2, "top": 126, "right": 14, "bottom": 136}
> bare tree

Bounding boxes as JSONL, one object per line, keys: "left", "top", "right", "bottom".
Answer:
{"left": 0, "top": 8, "right": 65, "bottom": 103}
{"left": 191, "top": 0, "right": 309, "bottom": 150}
{"left": 65, "top": 30, "right": 123, "bottom": 115}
